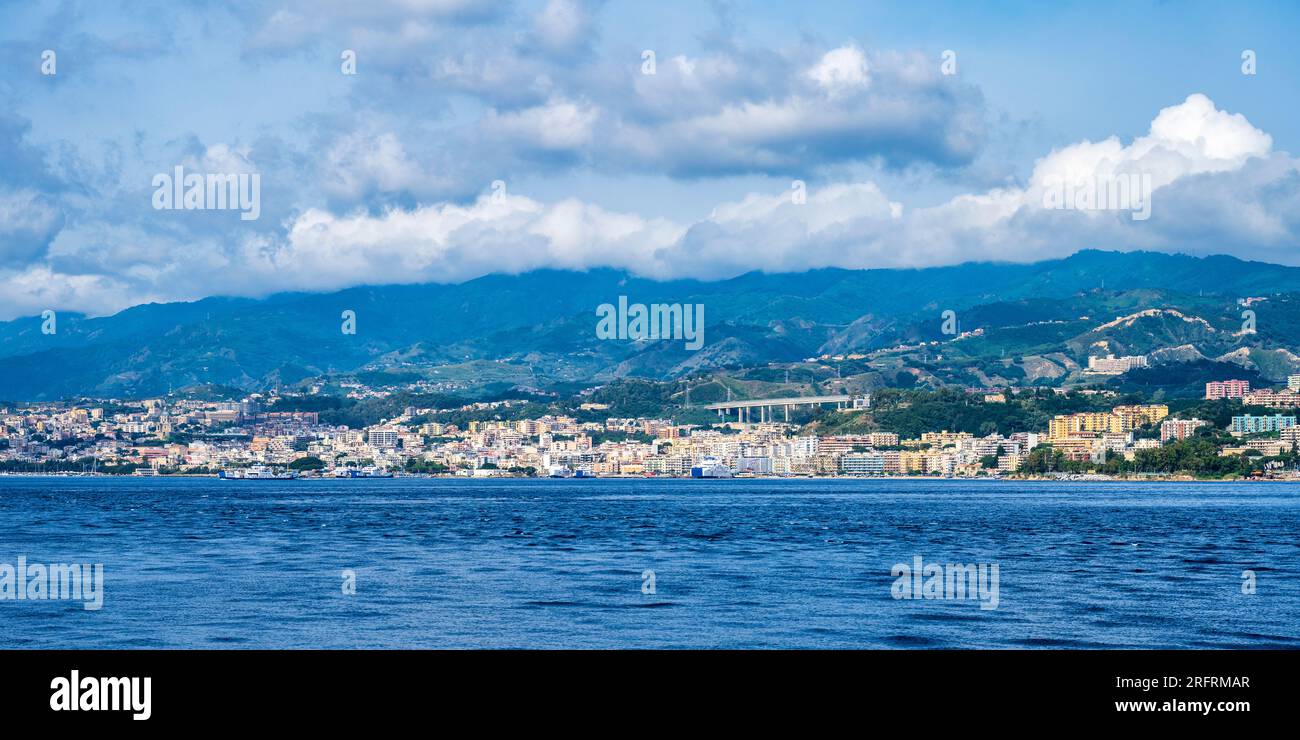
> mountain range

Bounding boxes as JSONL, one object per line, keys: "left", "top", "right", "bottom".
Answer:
{"left": 5, "top": 249, "right": 1300, "bottom": 401}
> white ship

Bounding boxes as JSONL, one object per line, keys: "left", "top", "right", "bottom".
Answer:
{"left": 332, "top": 465, "right": 394, "bottom": 479}
{"left": 219, "top": 465, "right": 299, "bottom": 480}
{"left": 690, "top": 457, "right": 733, "bottom": 479}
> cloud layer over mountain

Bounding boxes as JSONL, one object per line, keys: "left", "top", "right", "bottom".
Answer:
{"left": 0, "top": 2, "right": 1298, "bottom": 319}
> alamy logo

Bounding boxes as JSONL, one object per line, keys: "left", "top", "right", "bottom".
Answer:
{"left": 890, "top": 555, "right": 999, "bottom": 610}
{"left": 596, "top": 297, "right": 704, "bottom": 350}
{"left": 152, "top": 165, "right": 261, "bottom": 221}
{"left": 1042, "top": 173, "right": 1151, "bottom": 221}
{"left": 0, "top": 557, "right": 103, "bottom": 610}
{"left": 50, "top": 670, "right": 151, "bottom": 720}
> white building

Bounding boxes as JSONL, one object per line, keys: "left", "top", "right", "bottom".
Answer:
{"left": 1086, "top": 355, "right": 1148, "bottom": 375}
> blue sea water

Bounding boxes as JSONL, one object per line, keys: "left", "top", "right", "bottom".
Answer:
{"left": 0, "top": 476, "right": 1297, "bottom": 649}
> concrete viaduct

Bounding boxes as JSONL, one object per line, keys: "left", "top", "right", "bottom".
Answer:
{"left": 702, "top": 395, "right": 863, "bottom": 423}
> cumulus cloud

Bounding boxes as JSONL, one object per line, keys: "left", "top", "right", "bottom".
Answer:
{"left": 1, "top": 0, "right": 1296, "bottom": 322}
{"left": 528, "top": 0, "right": 601, "bottom": 58}
{"left": 242, "top": 4, "right": 989, "bottom": 182}
{"left": 0, "top": 189, "right": 64, "bottom": 265}
{"left": 483, "top": 99, "right": 600, "bottom": 153}
{"left": 247, "top": 194, "right": 683, "bottom": 291}
{"left": 220, "top": 93, "right": 1300, "bottom": 290}
{"left": 806, "top": 44, "right": 870, "bottom": 96}
{"left": 607, "top": 44, "right": 984, "bottom": 176}
{"left": 5, "top": 92, "right": 1299, "bottom": 320}
{"left": 1025, "top": 93, "right": 1272, "bottom": 201}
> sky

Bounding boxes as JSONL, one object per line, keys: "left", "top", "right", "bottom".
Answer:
{"left": 1, "top": 0, "right": 1299, "bottom": 319}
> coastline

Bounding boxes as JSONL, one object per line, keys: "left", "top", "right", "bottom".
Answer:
{"left": 3, "top": 471, "right": 1296, "bottom": 483}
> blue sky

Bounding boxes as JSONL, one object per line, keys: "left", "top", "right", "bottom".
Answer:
{"left": 1, "top": 0, "right": 1299, "bottom": 318}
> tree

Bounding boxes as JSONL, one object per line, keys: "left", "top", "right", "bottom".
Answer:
{"left": 405, "top": 459, "right": 449, "bottom": 474}
{"left": 1021, "top": 446, "right": 1065, "bottom": 474}
{"left": 288, "top": 456, "right": 325, "bottom": 471}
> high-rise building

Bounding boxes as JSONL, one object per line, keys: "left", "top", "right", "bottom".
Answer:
{"left": 1160, "top": 418, "right": 1206, "bottom": 443}
{"left": 1205, "top": 380, "right": 1250, "bottom": 400}
{"left": 368, "top": 428, "right": 400, "bottom": 448}
{"left": 1231, "top": 415, "right": 1297, "bottom": 434}
{"left": 1049, "top": 412, "right": 1122, "bottom": 439}
{"left": 1113, "top": 404, "right": 1169, "bottom": 429}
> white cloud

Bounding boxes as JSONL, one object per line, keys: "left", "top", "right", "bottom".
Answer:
{"left": 5, "top": 93, "right": 1299, "bottom": 320}
{"left": 253, "top": 93, "right": 1296, "bottom": 285}
{"left": 323, "top": 131, "right": 426, "bottom": 198}
{"left": 807, "top": 44, "right": 870, "bottom": 96}
{"left": 485, "top": 99, "right": 600, "bottom": 152}
{"left": 530, "top": 0, "right": 596, "bottom": 57}
{"left": 1026, "top": 93, "right": 1272, "bottom": 199}
{"left": 235, "top": 193, "right": 683, "bottom": 293}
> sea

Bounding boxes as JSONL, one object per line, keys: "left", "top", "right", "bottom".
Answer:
{"left": 1, "top": 476, "right": 1297, "bottom": 649}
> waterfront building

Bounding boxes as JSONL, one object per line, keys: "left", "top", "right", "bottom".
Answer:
{"left": 996, "top": 453, "right": 1022, "bottom": 472}
{"left": 840, "top": 453, "right": 886, "bottom": 475}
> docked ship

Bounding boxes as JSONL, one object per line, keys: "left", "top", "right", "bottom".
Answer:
{"left": 331, "top": 465, "right": 394, "bottom": 479}
{"left": 546, "top": 465, "right": 574, "bottom": 478}
{"left": 690, "top": 457, "right": 733, "bottom": 479}
{"left": 219, "top": 465, "right": 299, "bottom": 480}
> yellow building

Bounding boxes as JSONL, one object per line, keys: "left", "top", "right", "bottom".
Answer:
{"left": 1113, "top": 404, "right": 1169, "bottom": 430}
{"left": 919, "top": 431, "right": 973, "bottom": 448}
{"left": 1048, "top": 412, "right": 1122, "bottom": 439}
{"left": 1051, "top": 435, "right": 1103, "bottom": 462}
{"left": 1049, "top": 404, "right": 1169, "bottom": 440}
{"left": 898, "top": 451, "right": 929, "bottom": 474}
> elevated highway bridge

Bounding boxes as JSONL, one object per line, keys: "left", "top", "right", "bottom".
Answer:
{"left": 701, "top": 394, "right": 865, "bottom": 423}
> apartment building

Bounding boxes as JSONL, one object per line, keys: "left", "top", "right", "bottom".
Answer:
{"left": 1231, "top": 415, "right": 1298, "bottom": 434}
{"left": 1205, "top": 380, "right": 1250, "bottom": 400}
{"left": 1160, "top": 418, "right": 1207, "bottom": 443}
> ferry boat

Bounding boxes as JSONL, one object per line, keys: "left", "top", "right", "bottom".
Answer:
{"left": 219, "top": 466, "right": 299, "bottom": 480}
{"left": 547, "top": 465, "right": 574, "bottom": 479}
{"left": 690, "top": 457, "right": 733, "bottom": 479}
{"left": 331, "top": 465, "right": 394, "bottom": 479}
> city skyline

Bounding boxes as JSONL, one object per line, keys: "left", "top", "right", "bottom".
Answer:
{"left": 6, "top": 373, "right": 1300, "bottom": 481}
